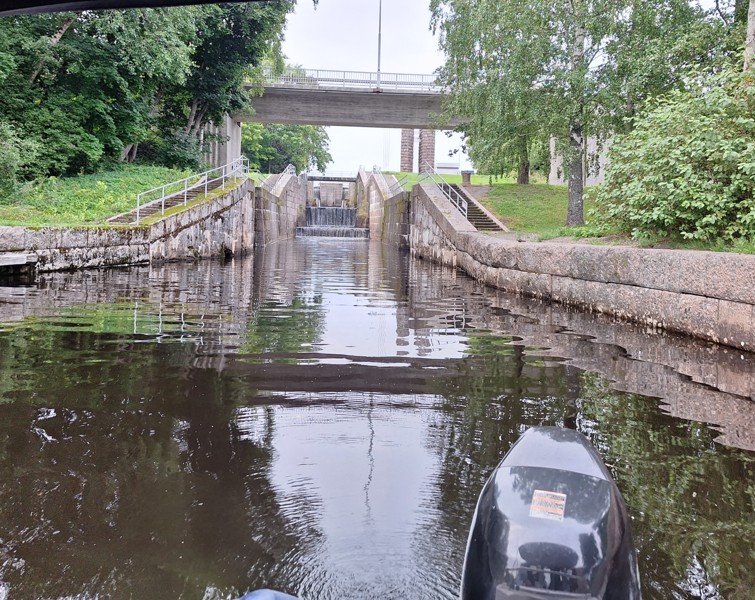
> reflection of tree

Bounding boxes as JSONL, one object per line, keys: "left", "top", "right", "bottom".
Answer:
{"left": 422, "top": 337, "right": 754, "bottom": 600}
{"left": 578, "top": 373, "right": 755, "bottom": 600}
{"left": 240, "top": 295, "right": 325, "bottom": 358}
{"left": 418, "top": 334, "right": 584, "bottom": 594}
{"left": 0, "top": 330, "right": 319, "bottom": 598}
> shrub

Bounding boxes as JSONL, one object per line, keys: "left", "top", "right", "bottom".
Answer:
{"left": 0, "top": 121, "right": 39, "bottom": 194}
{"left": 589, "top": 68, "right": 755, "bottom": 242}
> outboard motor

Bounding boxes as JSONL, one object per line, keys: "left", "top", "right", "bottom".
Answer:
{"left": 461, "top": 427, "right": 641, "bottom": 600}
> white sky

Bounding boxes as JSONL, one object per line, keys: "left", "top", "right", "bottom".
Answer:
{"left": 280, "top": 0, "right": 473, "bottom": 173}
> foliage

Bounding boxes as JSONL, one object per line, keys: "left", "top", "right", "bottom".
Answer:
{"left": 242, "top": 122, "right": 331, "bottom": 173}
{"left": 0, "top": 120, "right": 39, "bottom": 193}
{"left": 578, "top": 373, "right": 755, "bottom": 599}
{"left": 430, "top": 0, "right": 737, "bottom": 225}
{"left": 589, "top": 68, "right": 755, "bottom": 242}
{"left": 0, "top": 163, "right": 190, "bottom": 225}
{"left": 0, "top": 3, "right": 295, "bottom": 178}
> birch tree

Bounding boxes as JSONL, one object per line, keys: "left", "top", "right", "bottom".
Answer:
{"left": 431, "top": 0, "right": 713, "bottom": 226}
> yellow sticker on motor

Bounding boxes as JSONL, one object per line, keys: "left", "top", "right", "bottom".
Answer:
{"left": 529, "top": 489, "right": 567, "bottom": 521}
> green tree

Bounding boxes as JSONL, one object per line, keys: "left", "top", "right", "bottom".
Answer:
{"left": 589, "top": 67, "right": 755, "bottom": 242}
{"left": 0, "top": 3, "right": 298, "bottom": 177}
{"left": 242, "top": 122, "right": 331, "bottom": 173}
{"left": 431, "top": 0, "right": 723, "bottom": 225}
{"left": 0, "top": 9, "right": 199, "bottom": 175}
{"left": 157, "top": 2, "right": 294, "bottom": 168}
{"left": 0, "top": 120, "right": 39, "bottom": 192}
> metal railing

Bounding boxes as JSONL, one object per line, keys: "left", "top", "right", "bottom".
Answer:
{"left": 418, "top": 161, "right": 468, "bottom": 218}
{"left": 262, "top": 163, "right": 298, "bottom": 196}
{"left": 135, "top": 157, "right": 250, "bottom": 224}
{"left": 388, "top": 173, "right": 410, "bottom": 197}
{"left": 258, "top": 66, "right": 441, "bottom": 93}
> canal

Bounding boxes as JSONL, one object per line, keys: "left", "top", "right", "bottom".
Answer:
{"left": 0, "top": 239, "right": 752, "bottom": 600}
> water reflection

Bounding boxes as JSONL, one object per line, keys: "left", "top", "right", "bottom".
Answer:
{"left": 0, "top": 239, "right": 752, "bottom": 600}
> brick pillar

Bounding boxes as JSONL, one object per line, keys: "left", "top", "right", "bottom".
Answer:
{"left": 400, "top": 129, "right": 414, "bottom": 172}
{"left": 418, "top": 129, "right": 436, "bottom": 173}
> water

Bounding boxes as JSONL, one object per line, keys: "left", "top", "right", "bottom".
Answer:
{"left": 296, "top": 207, "right": 369, "bottom": 238}
{"left": 0, "top": 239, "right": 752, "bottom": 600}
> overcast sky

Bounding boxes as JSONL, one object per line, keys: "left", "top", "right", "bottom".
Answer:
{"left": 280, "top": 0, "right": 472, "bottom": 173}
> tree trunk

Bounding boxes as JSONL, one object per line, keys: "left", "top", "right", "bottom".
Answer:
{"left": 517, "top": 137, "right": 530, "bottom": 184}
{"left": 735, "top": 0, "right": 749, "bottom": 24}
{"left": 566, "top": 120, "right": 585, "bottom": 226}
{"left": 567, "top": 9, "right": 586, "bottom": 226}
{"left": 185, "top": 99, "right": 199, "bottom": 135}
{"left": 191, "top": 105, "right": 209, "bottom": 135}
{"left": 120, "top": 144, "right": 133, "bottom": 162}
{"left": 28, "top": 14, "right": 77, "bottom": 84}
{"left": 746, "top": 0, "right": 755, "bottom": 72}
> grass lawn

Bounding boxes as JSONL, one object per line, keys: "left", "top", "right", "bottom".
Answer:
{"left": 385, "top": 171, "right": 577, "bottom": 235}
{"left": 0, "top": 164, "right": 192, "bottom": 226}
{"left": 385, "top": 171, "right": 513, "bottom": 189}
{"left": 481, "top": 182, "right": 576, "bottom": 234}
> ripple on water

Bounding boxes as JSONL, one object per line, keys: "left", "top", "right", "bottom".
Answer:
{"left": 0, "top": 241, "right": 752, "bottom": 600}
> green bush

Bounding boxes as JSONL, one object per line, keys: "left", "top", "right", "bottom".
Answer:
{"left": 589, "top": 68, "right": 755, "bottom": 242}
{"left": 0, "top": 121, "right": 39, "bottom": 193}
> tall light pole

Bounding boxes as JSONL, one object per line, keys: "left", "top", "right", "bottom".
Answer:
{"left": 376, "top": 0, "right": 382, "bottom": 90}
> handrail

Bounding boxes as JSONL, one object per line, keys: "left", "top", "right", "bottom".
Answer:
{"left": 418, "top": 161, "right": 468, "bottom": 218}
{"left": 388, "top": 173, "right": 410, "bottom": 197}
{"left": 258, "top": 65, "right": 441, "bottom": 93}
{"left": 135, "top": 156, "right": 249, "bottom": 225}
{"left": 262, "top": 163, "right": 298, "bottom": 196}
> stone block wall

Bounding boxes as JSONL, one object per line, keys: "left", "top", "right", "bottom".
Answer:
{"left": 365, "top": 173, "right": 409, "bottom": 249}
{"left": 255, "top": 174, "right": 307, "bottom": 246}
{"left": 149, "top": 180, "right": 255, "bottom": 261}
{"left": 411, "top": 183, "right": 755, "bottom": 352}
{"left": 382, "top": 192, "right": 410, "bottom": 249}
{"left": 0, "top": 179, "right": 256, "bottom": 272}
{"left": 367, "top": 174, "right": 391, "bottom": 240}
{"left": 355, "top": 169, "right": 371, "bottom": 228}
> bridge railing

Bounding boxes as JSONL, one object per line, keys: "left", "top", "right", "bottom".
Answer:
{"left": 418, "top": 161, "right": 468, "bottom": 218}
{"left": 259, "top": 66, "right": 441, "bottom": 93}
{"left": 134, "top": 157, "right": 250, "bottom": 225}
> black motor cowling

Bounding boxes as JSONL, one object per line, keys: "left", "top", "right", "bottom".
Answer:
{"left": 460, "top": 427, "right": 641, "bottom": 600}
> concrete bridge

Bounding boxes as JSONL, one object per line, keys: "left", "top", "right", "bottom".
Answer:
{"left": 235, "top": 67, "right": 454, "bottom": 129}
{"left": 210, "top": 67, "right": 456, "bottom": 171}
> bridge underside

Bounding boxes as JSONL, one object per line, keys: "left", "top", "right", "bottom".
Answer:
{"left": 234, "top": 87, "right": 459, "bottom": 129}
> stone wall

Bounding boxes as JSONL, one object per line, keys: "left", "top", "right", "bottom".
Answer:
{"left": 410, "top": 183, "right": 755, "bottom": 352}
{"left": 364, "top": 173, "right": 410, "bottom": 249}
{"left": 255, "top": 174, "right": 307, "bottom": 246}
{"left": 355, "top": 169, "right": 371, "bottom": 228}
{"left": 150, "top": 180, "right": 254, "bottom": 261}
{"left": 0, "top": 179, "right": 255, "bottom": 272}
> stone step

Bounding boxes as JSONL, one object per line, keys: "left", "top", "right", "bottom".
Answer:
{"left": 107, "top": 178, "right": 226, "bottom": 225}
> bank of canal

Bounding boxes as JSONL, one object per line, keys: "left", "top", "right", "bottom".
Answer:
{"left": 0, "top": 239, "right": 753, "bottom": 600}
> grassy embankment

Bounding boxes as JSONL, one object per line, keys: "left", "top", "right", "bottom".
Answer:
{"left": 0, "top": 164, "right": 192, "bottom": 227}
{"left": 388, "top": 171, "right": 575, "bottom": 237}
{"left": 391, "top": 171, "right": 755, "bottom": 253}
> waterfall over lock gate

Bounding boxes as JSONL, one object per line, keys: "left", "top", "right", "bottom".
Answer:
{"left": 296, "top": 207, "right": 369, "bottom": 239}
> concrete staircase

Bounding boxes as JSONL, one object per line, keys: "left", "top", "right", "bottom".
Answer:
{"left": 441, "top": 184, "right": 506, "bottom": 232}
{"left": 108, "top": 176, "right": 224, "bottom": 225}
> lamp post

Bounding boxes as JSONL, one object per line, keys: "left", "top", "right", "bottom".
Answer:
{"left": 376, "top": 0, "right": 382, "bottom": 90}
